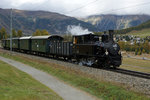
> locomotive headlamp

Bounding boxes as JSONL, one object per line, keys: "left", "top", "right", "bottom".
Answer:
{"left": 105, "top": 49, "right": 108, "bottom": 55}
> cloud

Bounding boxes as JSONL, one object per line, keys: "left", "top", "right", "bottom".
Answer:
{"left": 0, "top": 0, "right": 150, "bottom": 17}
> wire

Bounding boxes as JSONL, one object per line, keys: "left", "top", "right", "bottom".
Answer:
{"left": 98, "top": 1, "right": 150, "bottom": 14}
{"left": 66, "top": 0, "right": 101, "bottom": 14}
{"left": 66, "top": 1, "right": 150, "bottom": 15}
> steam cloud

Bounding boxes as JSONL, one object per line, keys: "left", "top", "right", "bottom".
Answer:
{"left": 67, "top": 25, "right": 93, "bottom": 35}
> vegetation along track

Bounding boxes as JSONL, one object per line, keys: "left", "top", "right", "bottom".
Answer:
{"left": 0, "top": 48, "right": 150, "bottom": 96}
{"left": 0, "top": 47, "right": 150, "bottom": 80}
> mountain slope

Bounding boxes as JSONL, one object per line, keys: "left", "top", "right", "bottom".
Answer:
{"left": 115, "top": 19, "right": 150, "bottom": 36}
{"left": 0, "top": 8, "right": 98, "bottom": 35}
{"left": 80, "top": 14, "right": 150, "bottom": 31}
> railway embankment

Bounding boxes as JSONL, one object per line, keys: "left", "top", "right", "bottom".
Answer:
{"left": 0, "top": 48, "right": 150, "bottom": 100}
{"left": 0, "top": 56, "right": 97, "bottom": 100}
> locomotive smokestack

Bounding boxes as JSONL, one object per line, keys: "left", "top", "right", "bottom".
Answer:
{"left": 109, "top": 30, "right": 114, "bottom": 42}
{"left": 104, "top": 31, "right": 106, "bottom": 34}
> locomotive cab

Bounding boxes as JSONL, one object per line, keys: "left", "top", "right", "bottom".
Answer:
{"left": 72, "top": 33, "right": 100, "bottom": 66}
{"left": 73, "top": 33, "right": 99, "bottom": 44}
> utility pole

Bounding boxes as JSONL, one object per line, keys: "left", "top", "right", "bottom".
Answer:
{"left": 10, "top": 8, "right": 12, "bottom": 51}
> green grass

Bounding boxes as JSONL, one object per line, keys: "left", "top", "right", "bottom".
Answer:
{"left": 123, "top": 57, "right": 150, "bottom": 68}
{"left": 0, "top": 52, "right": 149, "bottom": 100}
{"left": 0, "top": 60, "right": 63, "bottom": 100}
{"left": 125, "top": 28, "right": 150, "bottom": 38}
{"left": 121, "top": 57, "right": 150, "bottom": 73}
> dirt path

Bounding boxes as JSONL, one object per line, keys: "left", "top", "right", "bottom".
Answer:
{"left": 0, "top": 56, "right": 98, "bottom": 100}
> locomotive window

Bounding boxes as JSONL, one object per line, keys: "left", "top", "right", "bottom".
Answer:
{"left": 84, "top": 35, "right": 99, "bottom": 43}
{"left": 74, "top": 34, "right": 100, "bottom": 44}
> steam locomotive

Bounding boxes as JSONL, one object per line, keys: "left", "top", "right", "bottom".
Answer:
{"left": 2, "top": 30, "right": 122, "bottom": 68}
{"left": 72, "top": 30, "right": 122, "bottom": 68}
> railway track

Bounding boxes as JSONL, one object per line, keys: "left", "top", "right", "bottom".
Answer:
{"left": 106, "top": 68, "right": 150, "bottom": 79}
{"left": 0, "top": 47, "right": 150, "bottom": 79}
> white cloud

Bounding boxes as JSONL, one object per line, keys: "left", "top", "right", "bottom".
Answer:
{"left": 0, "top": 0, "right": 150, "bottom": 17}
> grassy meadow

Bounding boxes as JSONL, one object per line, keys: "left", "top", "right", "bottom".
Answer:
{"left": 0, "top": 51, "right": 149, "bottom": 100}
{"left": 125, "top": 28, "right": 150, "bottom": 38}
{"left": 0, "top": 60, "right": 63, "bottom": 100}
{"left": 121, "top": 52, "right": 150, "bottom": 73}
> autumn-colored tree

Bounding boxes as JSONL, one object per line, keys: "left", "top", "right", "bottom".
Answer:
{"left": 12, "top": 29, "right": 17, "bottom": 37}
{"left": 142, "top": 49, "right": 145, "bottom": 54}
{"left": 143, "top": 40, "right": 149, "bottom": 54}
{"left": 135, "top": 49, "right": 138, "bottom": 55}
{"left": 118, "top": 39, "right": 150, "bottom": 54}
{"left": 118, "top": 41, "right": 125, "bottom": 50}
{"left": 32, "top": 29, "right": 50, "bottom": 36}
{"left": 41, "top": 29, "right": 49, "bottom": 35}
{"left": 0, "top": 27, "right": 7, "bottom": 39}
{"left": 17, "top": 30, "right": 23, "bottom": 37}
{"left": 32, "top": 29, "right": 41, "bottom": 36}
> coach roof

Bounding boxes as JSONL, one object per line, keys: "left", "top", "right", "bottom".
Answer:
{"left": 31, "top": 35, "right": 63, "bottom": 40}
{"left": 19, "top": 36, "right": 32, "bottom": 39}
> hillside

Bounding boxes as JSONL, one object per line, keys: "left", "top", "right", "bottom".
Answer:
{"left": 80, "top": 14, "right": 150, "bottom": 31}
{"left": 116, "top": 19, "right": 150, "bottom": 37}
{"left": 0, "top": 8, "right": 97, "bottom": 35}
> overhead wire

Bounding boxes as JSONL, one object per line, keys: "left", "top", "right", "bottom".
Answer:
{"left": 64, "top": 0, "right": 150, "bottom": 31}
{"left": 66, "top": 1, "right": 150, "bottom": 15}
{"left": 66, "top": 0, "right": 101, "bottom": 14}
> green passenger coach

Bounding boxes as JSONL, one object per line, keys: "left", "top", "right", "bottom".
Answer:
{"left": 2, "top": 39, "right": 6, "bottom": 48}
{"left": 5, "top": 39, "right": 10, "bottom": 49}
{"left": 20, "top": 36, "right": 32, "bottom": 51}
{"left": 12, "top": 38, "right": 20, "bottom": 50}
{"left": 31, "top": 35, "right": 63, "bottom": 54}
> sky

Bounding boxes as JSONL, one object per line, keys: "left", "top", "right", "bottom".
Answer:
{"left": 0, "top": 0, "right": 150, "bottom": 17}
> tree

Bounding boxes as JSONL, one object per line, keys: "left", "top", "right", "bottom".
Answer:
{"left": 41, "top": 29, "right": 49, "bottom": 35}
{"left": 12, "top": 29, "right": 17, "bottom": 37}
{"left": 17, "top": 30, "right": 23, "bottom": 37}
{"left": 143, "top": 40, "right": 150, "bottom": 54}
{"left": 138, "top": 50, "right": 142, "bottom": 55}
{"left": 135, "top": 49, "right": 138, "bottom": 55}
{"left": 0, "top": 27, "right": 7, "bottom": 39}
{"left": 118, "top": 41, "right": 125, "bottom": 50}
{"left": 32, "top": 29, "right": 50, "bottom": 36}
{"left": 32, "top": 29, "right": 41, "bottom": 36}
{"left": 142, "top": 49, "right": 145, "bottom": 54}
